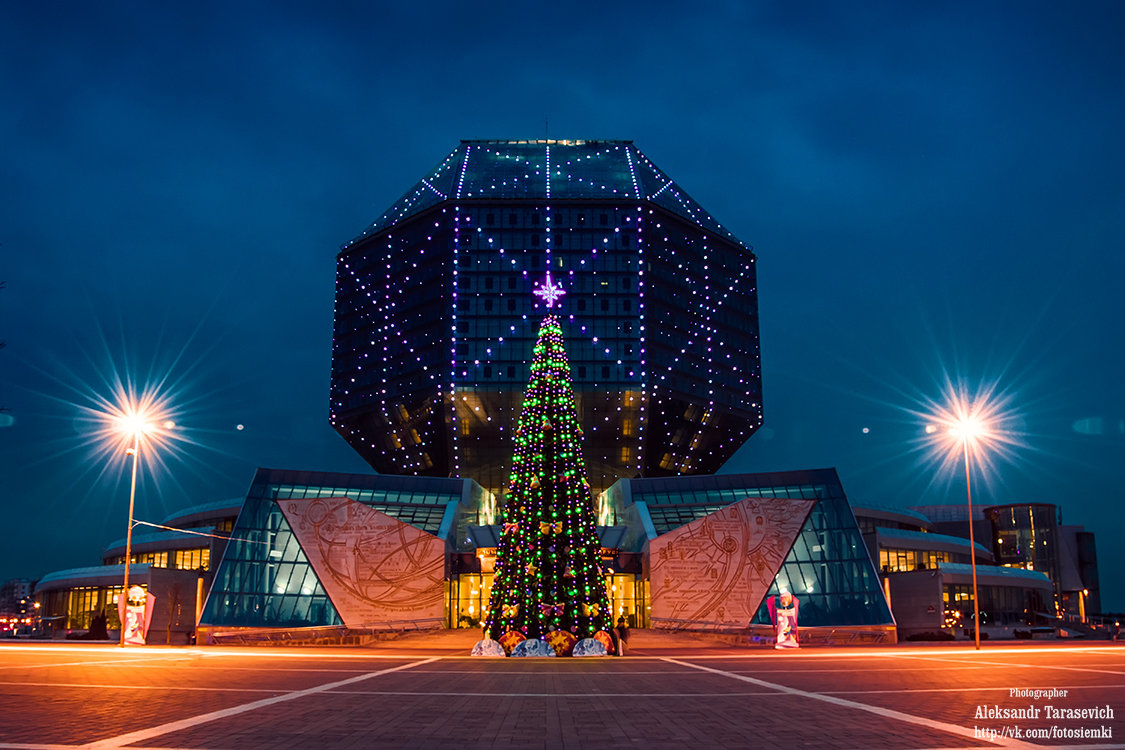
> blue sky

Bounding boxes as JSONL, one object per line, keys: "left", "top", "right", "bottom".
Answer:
{"left": 1, "top": 1, "right": 1122, "bottom": 609}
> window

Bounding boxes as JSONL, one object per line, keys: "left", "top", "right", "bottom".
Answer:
{"left": 507, "top": 366, "right": 515, "bottom": 377}
{"left": 623, "top": 299, "right": 632, "bottom": 311}
{"left": 508, "top": 277, "right": 517, "bottom": 289}
{"left": 530, "top": 234, "right": 539, "bottom": 247}
{"left": 578, "top": 366, "right": 587, "bottom": 378}
{"left": 484, "top": 299, "right": 494, "bottom": 312}
{"left": 484, "top": 366, "right": 492, "bottom": 378}
{"left": 578, "top": 299, "right": 586, "bottom": 311}
{"left": 486, "top": 213, "right": 495, "bottom": 226}
{"left": 457, "top": 300, "right": 469, "bottom": 311}
{"left": 602, "top": 366, "right": 610, "bottom": 378}
{"left": 507, "top": 299, "right": 516, "bottom": 311}
{"left": 484, "top": 277, "right": 494, "bottom": 289}
{"left": 601, "top": 299, "right": 609, "bottom": 311}
{"left": 509, "top": 213, "right": 518, "bottom": 226}
{"left": 600, "top": 213, "right": 608, "bottom": 226}
{"left": 174, "top": 548, "right": 210, "bottom": 570}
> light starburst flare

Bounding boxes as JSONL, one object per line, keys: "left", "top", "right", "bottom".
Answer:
{"left": 914, "top": 377, "right": 1024, "bottom": 650}
{"left": 916, "top": 379, "right": 1024, "bottom": 484}
{"left": 83, "top": 382, "right": 179, "bottom": 472}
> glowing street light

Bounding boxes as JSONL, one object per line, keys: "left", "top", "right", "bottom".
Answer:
{"left": 924, "top": 385, "right": 1016, "bottom": 651}
{"left": 114, "top": 404, "right": 158, "bottom": 647}
{"left": 951, "top": 409, "right": 985, "bottom": 650}
{"left": 52, "top": 347, "right": 200, "bottom": 641}
{"left": 89, "top": 384, "right": 180, "bottom": 647}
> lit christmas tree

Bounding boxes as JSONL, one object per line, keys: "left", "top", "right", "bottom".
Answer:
{"left": 484, "top": 311, "right": 611, "bottom": 644}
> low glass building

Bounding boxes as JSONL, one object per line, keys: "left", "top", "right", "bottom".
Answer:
{"left": 198, "top": 469, "right": 484, "bottom": 637}
{"left": 197, "top": 466, "right": 896, "bottom": 643}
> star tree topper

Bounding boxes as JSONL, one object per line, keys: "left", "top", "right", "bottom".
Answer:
{"left": 533, "top": 271, "right": 566, "bottom": 308}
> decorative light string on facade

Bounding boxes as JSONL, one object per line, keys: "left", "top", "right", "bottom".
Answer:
{"left": 329, "top": 140, "right": 761, "bottom": 481}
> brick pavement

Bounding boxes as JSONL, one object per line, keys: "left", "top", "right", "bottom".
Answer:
{"left": 0, "top": 634, "right": 1122, "bottom": 749}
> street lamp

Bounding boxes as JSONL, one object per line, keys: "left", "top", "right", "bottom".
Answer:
{"left": 924, "top": 385, "right": 1016, "bottom": 651}
{"left": 948, "top": 412, "right": 986, "bottom": 650}
{"left": 114, "top": 408, "right": 157, "bottom": 647}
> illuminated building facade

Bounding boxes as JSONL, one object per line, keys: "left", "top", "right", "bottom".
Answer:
{"left": 330, "top": 140, "right": 763, "bottom": 499}
{"left": 855, "top": 504, "right": 1104, "bottom": 639}
{"left": 197, "top": 139, "right": 894, "bottom": 641}
{"left": 33, "top": 500, "right": 238, "bottom": 641}
{"left": 36, "top": 140, "right": 909, "bottom": 644}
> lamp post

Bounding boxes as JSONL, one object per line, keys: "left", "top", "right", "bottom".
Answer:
{"left": 925, "top": 387, "right": 1014, "bottom": 651}
{"left": 115, "top": 409, "right": 155, "bottom": 647}
{"left": 940, "top": 400, "right": 1008, "bottom": 651}
{"left": 120, "top": 430, "right": 140, "bottom": 647}
{"left": 953, "top": 422, "right": 983, "bottom": 650}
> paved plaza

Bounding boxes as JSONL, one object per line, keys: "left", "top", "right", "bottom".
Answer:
{"left": 0, "top": 631, "right": 1122, "bottom": 749}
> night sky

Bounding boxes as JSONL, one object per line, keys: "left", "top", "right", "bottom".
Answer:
{"left": 2, "top": 3, "right": 1122, "bottom": 610}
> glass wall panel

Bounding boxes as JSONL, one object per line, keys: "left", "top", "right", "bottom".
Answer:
{"left": 201, "top": 468, "right": 471, "bottom": 630}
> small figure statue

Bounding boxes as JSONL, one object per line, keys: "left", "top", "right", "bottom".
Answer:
{"left": 768, "top": 591, "right": 799, "bottom": 649}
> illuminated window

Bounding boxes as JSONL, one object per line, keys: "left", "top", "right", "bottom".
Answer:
{"left": 174, "top": 548, "right": 211, "bottom": 571}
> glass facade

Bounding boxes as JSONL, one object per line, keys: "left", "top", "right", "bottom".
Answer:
{"left": 450, "top": 572, "right": 644, "bottom": 630}
{"left": 40, "top": 585, "right": 127, "bottom": 631}
{"left": 612, "top": 470, "right": 893, "bottom": 628}
{"left": 108, "top": 551, "right": 169, "bottom": 568}
{"left": 880, "top": 548, "right": 951, "bottom": 572}
{"left": 174, "top": 548, "right": 210, "bottom": 571}
{"left": 331, "top": 140, "right": 762, "bottom": 501}
{"left": 200, "top": 469, "right": 478, "bottom": 630}
{"left": 107, "top": 549, "right": 210, "bottom": 570}
{"left": 943, "top": 581, "right": 1048, "bottom": 628}
{"left": 985, "top": 503, "right": 1061, "bottom": 596}
{"left": 450, "top": 573, "right": 493, "bottom": 629}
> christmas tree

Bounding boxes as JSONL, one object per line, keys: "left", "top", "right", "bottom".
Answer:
{"left": 484, "top": 313, "right": 611, "bottom": 643}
